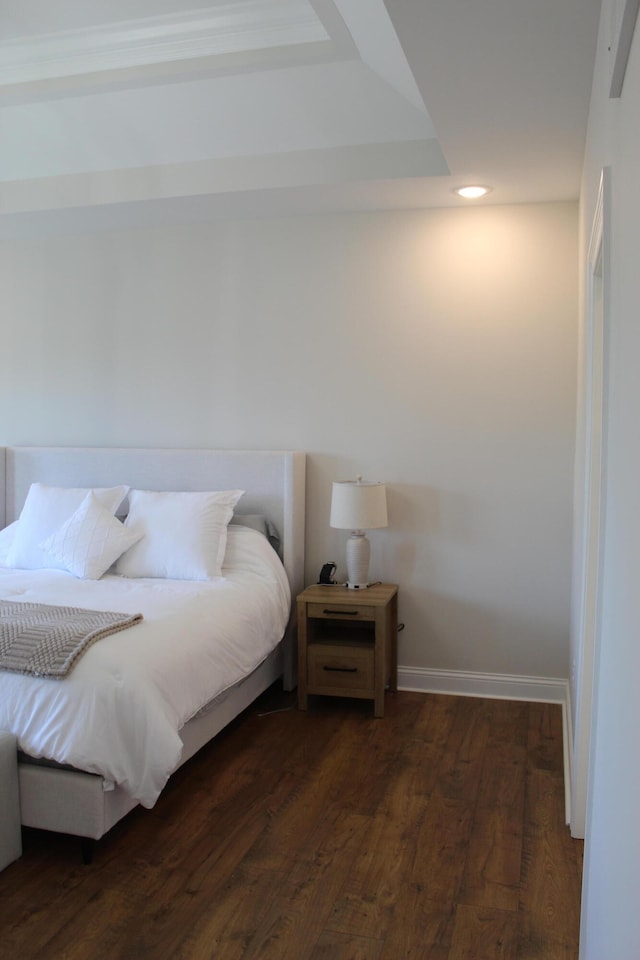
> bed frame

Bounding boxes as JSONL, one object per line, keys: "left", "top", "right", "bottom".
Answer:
{"left": 0, "top": 447, "right": 305, "bottom": 851}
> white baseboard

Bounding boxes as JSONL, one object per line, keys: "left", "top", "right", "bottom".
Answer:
{"left": 398, "top": 665, "right": 569, "bottom": 704}
{"left": 563, "top": 684, "right": 574, "bottom": 828}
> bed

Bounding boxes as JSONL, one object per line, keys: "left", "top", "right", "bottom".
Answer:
{"left": 0, "top": 447, "right": 305, "bottom": 854}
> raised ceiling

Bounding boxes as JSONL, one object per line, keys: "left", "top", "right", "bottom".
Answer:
{"left": 0, "top": 0, "right": 602, "bottom": 233}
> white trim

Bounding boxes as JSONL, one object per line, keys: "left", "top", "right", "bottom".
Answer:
{"left": 398, "top": 665, "right": 569, "bottom": 704}
{"left": 563, "top": 692, "right": 573, "bottom": 827}
{"left": 609, "top": 0, "right": 640, "bottom": 96}
{"left": 0, "top": 0, "right": 328, "bottom": 86}
{"left": 570, "top": 166, "right": 611, "bottom": 840}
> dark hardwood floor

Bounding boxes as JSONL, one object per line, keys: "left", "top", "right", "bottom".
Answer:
{"left": 0, "top": 689, "right": 583, "bottom": 959}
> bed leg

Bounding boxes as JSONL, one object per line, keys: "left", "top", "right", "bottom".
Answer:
{"left": 80, "top": 838, "right": 95, "bottom": 865}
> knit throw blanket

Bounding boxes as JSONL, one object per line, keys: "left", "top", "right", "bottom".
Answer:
{"left": 0, "top": 600, "right": 143, "bottom": 679}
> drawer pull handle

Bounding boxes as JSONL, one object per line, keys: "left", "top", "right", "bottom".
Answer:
{"left": 323, "top": 609, "right": 358, "bottom": 616}
{"left": 323, "top": 665, "right": 358, "bottom": 673}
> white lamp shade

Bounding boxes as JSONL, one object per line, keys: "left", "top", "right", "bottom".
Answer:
{"left": 330, "top": 480, "right": 388, "bottom": 531}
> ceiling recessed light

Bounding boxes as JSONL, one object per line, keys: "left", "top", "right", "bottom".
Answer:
{"left": 455, "top": 185, "right": 491, "bottom": 199}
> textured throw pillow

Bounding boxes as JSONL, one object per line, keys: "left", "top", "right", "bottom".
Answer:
{"left": 115, "top": 488, "right": 244, "bottom": 580}
{"left": 40, "top": 491, "right": 142, "bottom": 580}
{"left": 7, "top": 482, "right": 129, "bottom": 571}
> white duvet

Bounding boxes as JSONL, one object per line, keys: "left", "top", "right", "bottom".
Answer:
{"left": 0, "top": 525, "right": 290, "bottom": 807}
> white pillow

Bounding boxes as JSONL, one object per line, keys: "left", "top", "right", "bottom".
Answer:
{"left": 40, "top": 491, "right": 142, "bottom": 580}
{"left": 0, "top": 521, "right": 18, "bottom": 566}
{"left": 7, "top": 482, "right": 129, "bottom": 571}
{"left": 115, "top": 488, "right": 244, "bottom": 580}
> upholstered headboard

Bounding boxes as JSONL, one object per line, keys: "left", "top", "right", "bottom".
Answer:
{"left": 1, "top": 447, "right": 306, "bottom": 686}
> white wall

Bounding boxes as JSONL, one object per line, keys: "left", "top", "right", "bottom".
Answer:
{"left": 578, "top": 3, "right": 640, "bottom": 958}
{"left": 0, "top": 202, "right": 577, "bottom": 682}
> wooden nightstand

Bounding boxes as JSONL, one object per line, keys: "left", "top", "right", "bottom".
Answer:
{"left": 297, "top": 583, "right": 398, "bottom": 718}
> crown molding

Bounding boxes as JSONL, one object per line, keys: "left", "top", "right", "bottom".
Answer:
{"left": 0, "top": 0, "right": 328, "bottom": 86}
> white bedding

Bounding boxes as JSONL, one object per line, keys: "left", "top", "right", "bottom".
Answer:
{"left": 0, "top": 525, "right": 290, "bottom": 808}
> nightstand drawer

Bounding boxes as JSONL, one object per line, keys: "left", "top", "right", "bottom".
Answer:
{"left": 307, "top": 643, "right": 374, "bottom": 694}
{"left": 306, "top": 602, "right": 376, "bottom": 621}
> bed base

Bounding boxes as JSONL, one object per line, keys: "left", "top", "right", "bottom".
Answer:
{"left": 19, "top": 644, "right": 283, "bottom": 848}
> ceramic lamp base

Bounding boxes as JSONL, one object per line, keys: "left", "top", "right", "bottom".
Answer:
{"left": 345, "top": 531, "right": 371, "bottom": 589}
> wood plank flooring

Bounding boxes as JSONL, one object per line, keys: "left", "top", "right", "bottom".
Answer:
{"left": 0, "top": 689, "right": 583, "bottom": 959}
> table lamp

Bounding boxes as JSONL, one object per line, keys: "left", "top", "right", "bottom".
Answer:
{"left": 329, "top": 477, "right": 388, "bottom": 589}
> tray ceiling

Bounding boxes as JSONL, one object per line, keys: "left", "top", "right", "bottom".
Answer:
{"left": 0, "top": 0, "right": 601, "bottom": 233}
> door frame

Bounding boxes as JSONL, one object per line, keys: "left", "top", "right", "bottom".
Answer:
{"left": 571, "top": 167, "right": 611, "bottom": 837}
